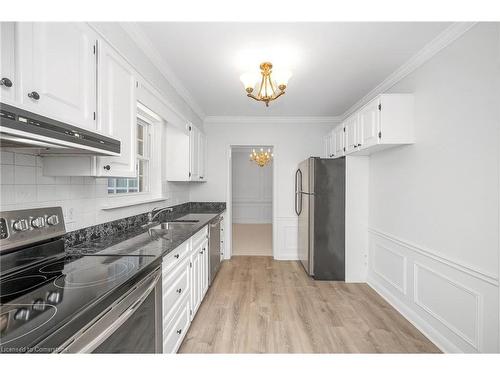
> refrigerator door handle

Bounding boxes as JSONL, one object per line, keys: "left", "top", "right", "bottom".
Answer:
{"left": 295, "top": 169, "right": 302, "bottom": 215}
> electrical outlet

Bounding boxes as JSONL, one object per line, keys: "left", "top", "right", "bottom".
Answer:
{"left": 64, "top": 207, "right": 76, "bottom": 224}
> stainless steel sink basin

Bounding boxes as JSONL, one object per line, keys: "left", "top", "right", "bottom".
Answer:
{"left": 159, "top": 221, "right": 198, "bottom": 230}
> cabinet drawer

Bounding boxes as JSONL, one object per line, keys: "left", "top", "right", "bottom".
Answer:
{"left": 162, "top": 240, "right": 190, "bottom": 273}
{"left": 162, "top": 296, "right": 190, "bottom": 353}
{"left": 191, "top": 226, "right": 208, "bottom": 248}
{"left": 162, "top": 258, "right": 190, "bottom": 322}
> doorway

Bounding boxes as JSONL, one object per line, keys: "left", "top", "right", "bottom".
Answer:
{"left": 231, "top": 146, "right": 273, "bottom": 256}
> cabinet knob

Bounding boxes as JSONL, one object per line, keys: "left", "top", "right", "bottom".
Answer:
{"left": 176, "top": 288, "right": 182, "bottom": 294}
{"left": 176, "top": 329, "right": 182, "bottom": 335}
{"left": 103, "top": 165, "right": 111, "bottom": 171}
{"left": 0, "top": 77, "right": 13, "bottom": 87}
{"left": 199, "top": 176, "right": 204, "bottom": 179}
{"left": 358, "top": 143, "right": 362, "bottom": 147}
{"left": 174, "top": 254, "right": 179, "bottom": 259}
{"left": 28, "top": 91, "right": 40, "bottom": 100}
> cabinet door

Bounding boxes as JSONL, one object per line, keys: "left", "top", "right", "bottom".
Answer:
{"left": 220, "top": 216, "right": 225, "bottom": 261}
{"left": 96, "top": 41, "right": 137, "bottom": 178}
{"left": 333, "top": 125, "right": 345, "bottom": 157}
{"left": 201, "top": 240, "right": 209, "bottom": 297}
{"left": 190, "top": 248, "right": 202, "bottom": 316}
{"left": 0, "top": 22, "right": 16, "bottom": 103}
{"left": 198, "top": 131, "right": 207, "bottom": 181}
{"left": 344, "top": 116, "right": 358, "bottom": 154}
{"left": 358, "top": 98, "right": 380, "bottom": 149}
{"left": 329, "top": 131, "right": 336, "bottom": 158}
{"left": 18, "top": 23, "right": 97, "bottom": 130}
{"left": 324, "top": 135, "right": 330, "bottom": 158}
{"left": 189, "top": 125, "right": 200, "bottom": 181}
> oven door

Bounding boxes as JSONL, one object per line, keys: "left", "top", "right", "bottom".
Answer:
{"left": 58, "top": 267, "right": 162, "bottom": 353}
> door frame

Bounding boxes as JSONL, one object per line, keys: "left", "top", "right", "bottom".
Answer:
{"left": 225, "top": 144, "right": 276, "bottom": 259}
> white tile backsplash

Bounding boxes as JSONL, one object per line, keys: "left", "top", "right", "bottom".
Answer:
{"left": 0, "top": 185, "right": 15, "bottom": 205}
{"left": 14, "top": 165, "right": 37, "bottom": 184}
{"left": 14, "top": 153, "right": 37, "bottom": 166}
{"left": 0, "top": 165, "right": 14, "bottom": 184}
{"left": 0, "top": 151, "right": 191, "bottom": 230}
{"left": 15, "top": 185, "right": 37, "bottom": 203}
{"left": 1, "top": 151, "right": 14, "bottom": 165}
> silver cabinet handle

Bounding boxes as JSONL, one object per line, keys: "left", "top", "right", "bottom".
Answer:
{"left": 176, "top": 288, "right": 182, "bottom": 294}
{"left": 176, "top": 329, "right": 182, "bottom": 335}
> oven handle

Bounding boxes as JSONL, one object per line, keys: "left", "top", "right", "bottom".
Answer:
{"left": 57, "top": 268, "right": 161, "bottom": 353}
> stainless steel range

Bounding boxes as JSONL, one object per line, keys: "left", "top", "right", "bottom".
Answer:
{"left": 0, "top": 207, "right": 162, "bottom": 353}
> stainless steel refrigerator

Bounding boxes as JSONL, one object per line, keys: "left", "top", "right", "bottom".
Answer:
{"left": 295, "top": 157, "right": 345, "bottom": 280}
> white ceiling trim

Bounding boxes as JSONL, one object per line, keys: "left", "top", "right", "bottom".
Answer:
{"left": 341, "top": 22, "right": 477, "bottom": 120}
{"left": 119, "top": 22, "right": 206, "bottom": 120}
{"left": 204, "top": 116, "right": 342, "bottom": 125}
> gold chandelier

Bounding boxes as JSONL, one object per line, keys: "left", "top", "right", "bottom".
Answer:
{"left": 240, "top": 62, "right": 292, "bottom": 107}
{"left": 250, "top": 148, "right": 273, "bottom": 167}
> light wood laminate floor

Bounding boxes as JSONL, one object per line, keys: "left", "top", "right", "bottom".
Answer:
{"left": 232, "top": 224, "right": 272, "bottom": 256}
{"left": 179, "top": 256, "right": 440, "bottom": 353}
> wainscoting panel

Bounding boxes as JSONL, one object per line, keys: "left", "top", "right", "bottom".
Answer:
{"left": 367, "top": 228, "right": 499, "bottom": 353}
{"left": 232, "top": 201, "right": 272, "bottom": 224}
{"left": 373, "top": 243, "right": 407, "bottom": 295}
{"left": 414, "top": 263, "right": 480, "bottom": 349}
{"left": 275, "top": 217, "right": 298, "bottom": 260}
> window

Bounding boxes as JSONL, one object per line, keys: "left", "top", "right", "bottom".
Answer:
{"left": 108, "top": 114, "right": 152, "bottom": 195}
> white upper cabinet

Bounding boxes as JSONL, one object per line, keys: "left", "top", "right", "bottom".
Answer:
{"left": 198, "top": 131, "right": 207, "bottom": 181}
{"left": 189, "top": 125, "right": 207, "bottom": 182}
{"left": 333, "top": 124, "right": 345, "bottom": 157}
{"left": 95, "top": 41, "right": 138, "bottom": 177}
{"left": 358, "top": 98, "right": 380, "bottom": 149}
{"left": 17, "top": 23, "right": 98, "bottom": 131}
{"left": 344, "top": 114, "right": 359, "bottom": 154}
{"left": 332, "top": 93, "right": 414, "bottom": 158}
{"left": 0, "top": 22, "right": 16, "bottom": 103}
{"left": 189, "top": 124, "right": 200, "bottom": 180}
{"left": 165, "top": 123, "right": 206, "bottom": 182}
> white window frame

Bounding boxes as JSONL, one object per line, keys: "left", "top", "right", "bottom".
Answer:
{"left": 107, "top": 104, "right": 159, "bottom": 197}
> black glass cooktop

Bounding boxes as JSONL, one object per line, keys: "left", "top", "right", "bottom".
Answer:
{"left": 0, "top": 240, "right": 158, "bottom": 353}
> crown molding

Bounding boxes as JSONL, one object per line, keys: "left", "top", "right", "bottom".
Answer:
{"left": 341, "top": 22, "right": 477, "bottom": 120}
{"left": 204, "top": 115, "right": 342, "bottom": 126}
{"left": 119, "top": 22, "right": 206, "bottom": 120}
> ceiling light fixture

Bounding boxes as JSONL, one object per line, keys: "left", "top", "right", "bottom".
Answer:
{"left": 240, "top": 62, "right": 292, "bottom": 107}
{"left": 250, "top": 148, "right": 273, "bottom": 167}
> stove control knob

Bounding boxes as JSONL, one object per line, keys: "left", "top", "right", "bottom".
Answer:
{"left": 14, "top": 308, "right": 30, "bottom": 321}
{"left": 31, "top": 216, "right": 46, "bottom": 229}
{"left": 47, "top": 291, "right": 61, "bottom": 304}
{"left": 46, "top": 215, "right": 59, "bottom": 226}
{"left": 32, "top": 299, "right": 46, "bottom": 311}
{"left": 12, "top": 219, "right": 29, "bottom": 232}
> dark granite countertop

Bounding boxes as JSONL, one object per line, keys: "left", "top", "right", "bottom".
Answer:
{"left": 67, "top": 212, "right": 223, "bottom": 259}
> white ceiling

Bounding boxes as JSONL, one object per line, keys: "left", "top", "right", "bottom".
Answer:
{"left": 136, "top": 22, "right": 451, "bottom": 117}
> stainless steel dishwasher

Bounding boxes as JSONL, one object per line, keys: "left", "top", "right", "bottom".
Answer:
{"left": 208, "top": 216, "right": 222, "bottom": 285}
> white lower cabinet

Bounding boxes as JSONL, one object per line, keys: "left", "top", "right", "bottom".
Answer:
{"left": 161, "top": 225, "right": 210, "bottom": 353}
{"left": 162, "top": 294, "right": 190, "bottom": 353}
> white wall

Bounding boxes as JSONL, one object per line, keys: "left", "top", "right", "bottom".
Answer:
{"left": 365, "top": 23, "right": 500, "bottom": 352}
{"left": 232, "top": 147, "right": 272, "bottom": 224}
{"left": 190, "top": 120, "right": 334, "bottom": 259}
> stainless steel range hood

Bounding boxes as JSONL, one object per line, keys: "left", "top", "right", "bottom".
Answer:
{"left": 0, "top": 102, "right": 120, "bottom": 156}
